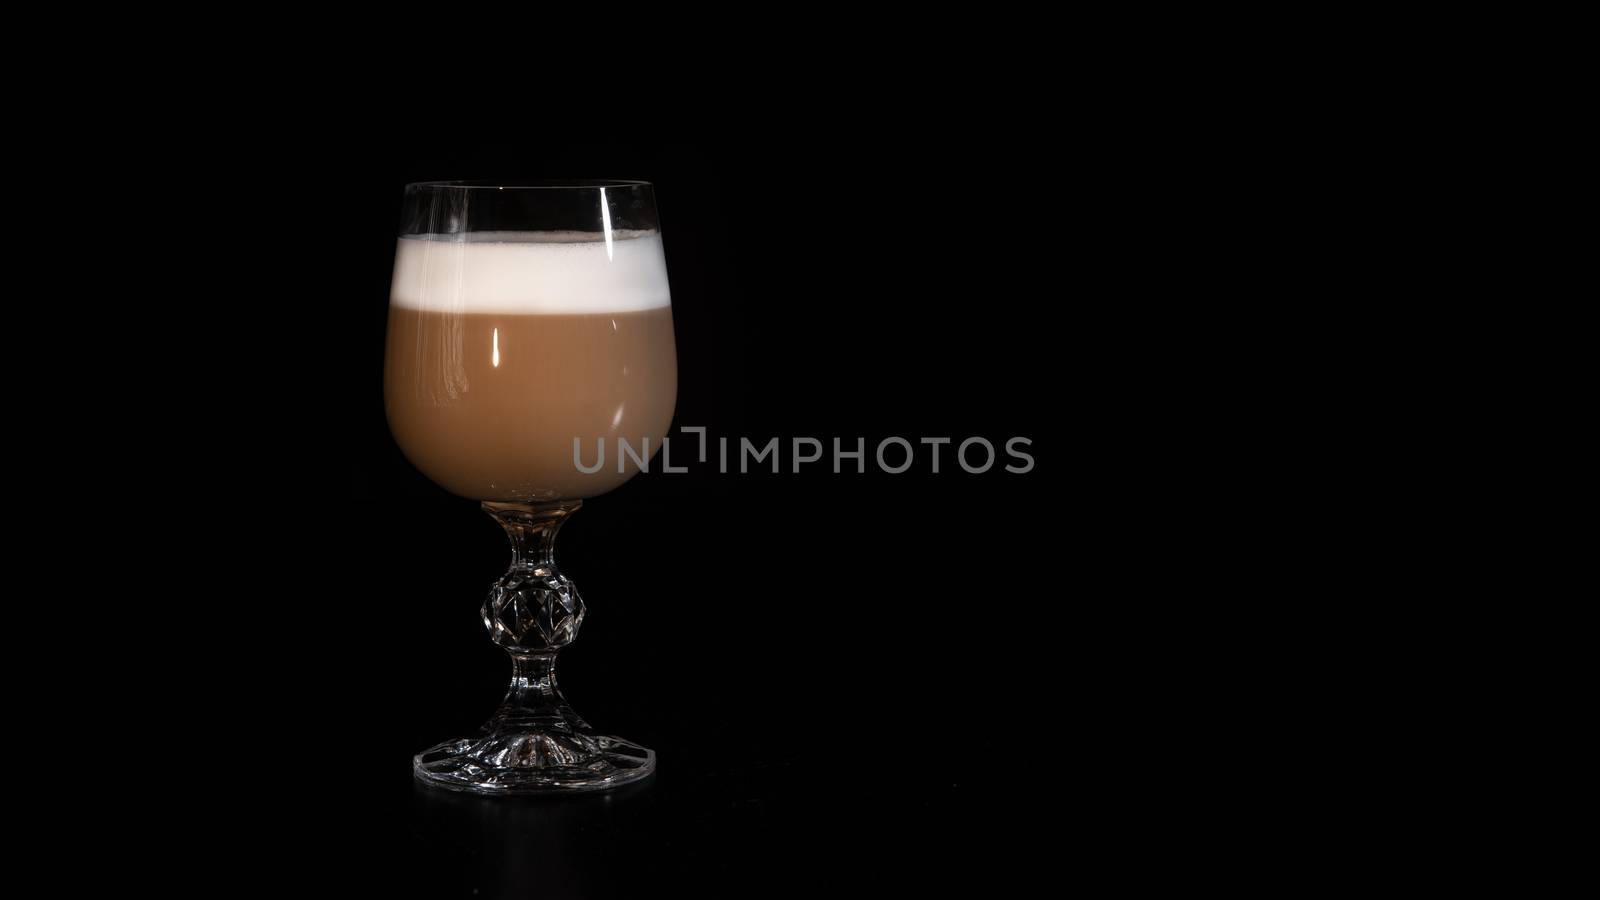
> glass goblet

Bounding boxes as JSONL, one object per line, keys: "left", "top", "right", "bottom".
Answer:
{"left": 384, "top": 180, "right": 675, "bottom": 794}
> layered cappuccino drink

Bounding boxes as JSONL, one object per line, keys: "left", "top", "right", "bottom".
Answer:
{"left": 385, "top": 231, "right": 677, "bottom": 500}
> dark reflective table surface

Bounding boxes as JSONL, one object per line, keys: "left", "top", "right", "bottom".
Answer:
{"left": 308, "top": 733, "right": 1059, "bottom": 898}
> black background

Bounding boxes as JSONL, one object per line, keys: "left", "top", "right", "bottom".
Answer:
{"left": 23, "top": 46, "right": 1443, "bottom": 899}
{"left": 153, "top": 127, "right": 1145, "bottom": 896}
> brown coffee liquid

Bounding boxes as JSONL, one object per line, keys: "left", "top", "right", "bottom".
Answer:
{"left": 384, "top": 306, "right": 677, "bottom": 500}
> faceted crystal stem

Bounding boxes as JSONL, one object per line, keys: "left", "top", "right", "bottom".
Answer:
{"left": 479, "top": 500, "right": 589, "bottom": 727}
{"left": 492, "top": 496, "right": 582, "bottom": 573}
{"left": 481, "top": 500, "right": 586, "bottom": 654}
{"left": 491, "top": 651, "right": 588, "bottom": 731}
{"left": 489, "top": 499, "right": 578, "bottom": 576}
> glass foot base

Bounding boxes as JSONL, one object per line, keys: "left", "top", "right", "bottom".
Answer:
{"left": 413, "top": 729, "right": 656, "bottom": 795}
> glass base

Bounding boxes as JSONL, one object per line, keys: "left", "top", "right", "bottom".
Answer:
{"left": 414, "top": 729, "right": 655, "bottom": 794}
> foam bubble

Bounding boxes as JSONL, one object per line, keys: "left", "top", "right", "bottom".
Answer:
{"left": 390, "top": 231, "right": 671, "bottom": 314}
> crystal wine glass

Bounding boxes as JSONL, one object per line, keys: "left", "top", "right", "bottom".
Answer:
{"left": 385, "top": 180, "right": 675, "bottom": 793}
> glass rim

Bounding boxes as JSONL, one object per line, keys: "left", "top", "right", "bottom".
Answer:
{"left": 406, "top": 179, "right": 653, "bottom": 191}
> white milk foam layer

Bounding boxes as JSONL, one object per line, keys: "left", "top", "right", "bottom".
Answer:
{"left": 391, "top": 231, "right": 671, "bottom": 314}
